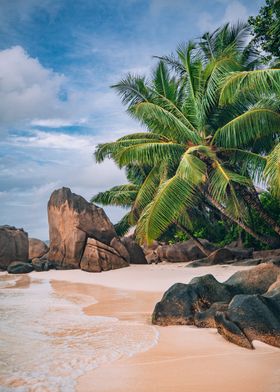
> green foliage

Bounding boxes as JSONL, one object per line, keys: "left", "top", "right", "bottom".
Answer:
{"left": 248, "top": 0, "right": 280, "bottom": 62}
{"left": 92, "top": 22, "right": 280, "bottom": 247}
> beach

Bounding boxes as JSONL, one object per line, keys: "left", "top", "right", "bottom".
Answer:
{"left": 1, "top": 264, "right": 280, "bottom": 392}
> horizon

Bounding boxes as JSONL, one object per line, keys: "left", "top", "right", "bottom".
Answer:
{"left": 0, "top": 0, "right": 263, "bottom": 239}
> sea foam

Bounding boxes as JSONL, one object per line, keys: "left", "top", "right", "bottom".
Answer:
{"left": 0, "top": 276, "right": 158, "bottom": 392}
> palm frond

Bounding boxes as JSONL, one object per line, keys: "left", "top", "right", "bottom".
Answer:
{"left": 114, "top": 212, "right": 133, "bottom": 236}
{"left": 213, "top": 108, "right": 280, "bottom": 148}
{"left": 129, "top": 101, "right": 200, "bottom": 143}
{"left": 91, "top": 184, "right": 138, "bottom": 207}
{"left": 208, "top": 161, "right": 250, "bottom": 218}
{"left": 116, "top": 142, "right": 185, "bottom": 167}
{"left": 219, "top": 69, "right": 280, "bottom": 105}
{"left": 111, "top": 74, "right": 150, "bottom": 106}
{"left": 95, "top": 137, "right": 166, "bottom": 163}
{"left": 264, "top": 143, "right": 280, "bottom": 198}
{"left": 220, "top": 148, "right": 267, "bottom": 183}
{"left": 136, "top": 175, "right": 198, "bottom": 243}
{"left": 176, "top": 149, "right": 207, "bottom": 185}
{"left": 132, "top": 164, "right": 162, "bottom": 218}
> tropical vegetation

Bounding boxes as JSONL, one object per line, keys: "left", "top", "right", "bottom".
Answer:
{"left": 92, "top": 21, "right": 280, "bottom": 252}
{"left": 249, "top": 0, "right": 280, "bottom": 62}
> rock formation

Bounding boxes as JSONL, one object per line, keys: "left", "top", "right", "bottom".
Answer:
{"left": 7, "top": 261, "right": 34, "bottom": 274}
{"left": 80, "top": 238, "right": 129, "bottom": 272}
{"left": 120, "top": 236, "right": 147, "bottom": 264}
{"left": 48, "top": 187, "right": 118, "bottom": 269}
{"left": 152, "top": 262, "right": 280, "bottom": 349}
{"left": 28, "top": 238, "right": 49, "bottom": 260}
{"left": 186, "top": 246, "right": 256, "bottom": 267}
{"left": 155, "top": 239, "right": 216, "bottom": 263}
{"left": 0, "top": 225, "right": 29, "bottom": 270}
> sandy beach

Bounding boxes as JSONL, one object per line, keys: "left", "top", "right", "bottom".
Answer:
{"left": 1, "top": 264, "right": 280, "bottom": 392}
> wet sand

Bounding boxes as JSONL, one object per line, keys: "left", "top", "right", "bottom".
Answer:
{"left": 50, "top": 268, "right": 280, "bottom": 392}
{"left": 1, "top": 265, "right": 280, "bottom": 391}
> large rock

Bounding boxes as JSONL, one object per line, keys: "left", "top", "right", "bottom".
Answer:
{"left": 253, "top": 248, "right": 280, "bottom": 261}
{"left": 80, "top": 238, "right": 129, "bottom": 272}
{"left": 215, "top": 289, "right": 280, "bottom": 349}
{"left": 152, "top": 274, "right": 233, "bottom": 326}
{"left": 225, "top": 246, "right": 253, "bottom": 260}
{"left": 207, "top": 248, "right": 234, "bottom": 264}
{"left": 157, "top": 239, "right": 215, "bottom": 263}
{"left": 152, "top": 263, "right": 280, "bottom": 349}
{"left": 7, "top": 261, "right": 34, "bottom": 274}
{"left": 225, "top": 263, "right": 280, "bottom": 294}
{"left": 120, "top": 237, "right": 147, "bottom": 264}
{"left": 28, "top": 238, "right": 49, "bottom": 260}
{"left": 48, "top": 187, "right": 117, "bottom": 269}
{"left": 0, "top": 225, "right": 29, "bottom": 270}
{"left": 187, "top": 247, "right": 254, "bottom": 268}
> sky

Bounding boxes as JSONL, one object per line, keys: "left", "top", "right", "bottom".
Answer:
{"left": 0, "top": 0, "right": 264, "bottom": 239}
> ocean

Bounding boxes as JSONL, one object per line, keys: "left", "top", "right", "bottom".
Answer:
{"left": 0, "top": 275, "right": 158, "bottom": 392}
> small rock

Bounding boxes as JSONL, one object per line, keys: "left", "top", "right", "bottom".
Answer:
{"left": 7, "top": 261, "right": 34, "bottom": 274}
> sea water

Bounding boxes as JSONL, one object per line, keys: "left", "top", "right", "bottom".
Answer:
{"left": 0, "top": 276, "right": 158, "bottom": 392}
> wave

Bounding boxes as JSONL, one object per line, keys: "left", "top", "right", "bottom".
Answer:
{"left": 0, "top": 276, "right": 158, "bottom": 392}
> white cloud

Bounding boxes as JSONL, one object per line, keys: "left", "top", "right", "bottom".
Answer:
{"left": 10, "top": 130, "right": 94, "bottom": 150}
{"left": 0, "top": 46, "right": 67, "bottom": 130}
{"left": 0, "top": 45, "right": 141, "bottom": 136}
{"left": 0, "top": 130, "right": 128, "bottom": 238}
{"left": 31, "top": 118, "right": 88, "bottom": 128}
{"left": 198, "top": 1, "right": 249, "bottom": 32}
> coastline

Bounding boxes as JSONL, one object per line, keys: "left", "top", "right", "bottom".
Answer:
{"left": 1, "top": 264, "right": 280, "bottom": 391}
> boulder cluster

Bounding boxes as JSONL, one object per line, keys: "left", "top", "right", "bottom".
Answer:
{"left": 0, "top": 187, "right": 147, "bottom": 273}
{"left": 152, "top": 262, "right": 280, "bottom": 349}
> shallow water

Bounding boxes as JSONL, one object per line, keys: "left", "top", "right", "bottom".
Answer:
{"left": 0, "top": 275, "right": 158, "bottom": 392}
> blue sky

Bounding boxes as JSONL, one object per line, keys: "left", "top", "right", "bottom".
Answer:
{"left": 0, "top": 0, "right": 263, "bottom": 239}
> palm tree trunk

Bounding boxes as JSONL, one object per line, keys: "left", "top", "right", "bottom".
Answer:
{"left": 239, "top": 187, "right": 280, "bottom": 237}
{"left": 176, "top": 223, "right": 211, "bottom": 257}
{"left": 205, "top": 193, "right": 279, "bottom": 248}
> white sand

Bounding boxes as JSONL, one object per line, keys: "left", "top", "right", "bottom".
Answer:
{"left": 2, "top": 263, "right": 280, "bottom": 392}
{"left": 29, "top": 262, "right": 253, "bottom": 292}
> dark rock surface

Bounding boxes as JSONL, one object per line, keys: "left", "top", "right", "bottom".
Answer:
{"left": 156, "top": 239, "right": 216, "bottom": 263}
{"left": 194, "top": 302, "right": 229, "bottom": 328}
{"left": 110, "top": 237, "right": 130, "bottom": 264}
{"left": 152, "top": 263, "right": 280, "bottom": 349}
{"left": 80, "top": 238, "right": 129, "bottom": 272}
{"left": 29, "top": 238, "right": 49, "bottom": 260}
{"left": 207, "top": 248, "right": 234, "bottom": 264}
{"left": 225, "top": 246, "right": 253, "bottom": 260}
{"left": 186, "top": 246, "right": 256, "bottom": 268}
{"left": 225, "top": 263, "right": 280, "bottom": 294}
{"left": 0, "top": 226, "right": 29, "bottom": 270}
{"left": 216, "top": 287, "right": 280, "bottom": 348}
{"left": 7, "top": 261, "right": 34, "bottom": 274}
{"left": 152, "top": 274, "right": 233, "bottom": 326}
{"left": 31, "top": 257, "right": 53, "bottom": 272}
{"left": 48, "top": 187, "right": 117, "bottom": 269}
{"left": 120, "top": 237, "right": 147, "bottom": 264}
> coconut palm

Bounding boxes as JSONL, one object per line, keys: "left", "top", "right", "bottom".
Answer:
{"left": 95, "top": 23, "right": 280, "bottom": 246}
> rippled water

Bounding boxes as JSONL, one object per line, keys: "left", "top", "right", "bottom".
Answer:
{"left": 0, "top": 276, "right": 158, "bottom": 392}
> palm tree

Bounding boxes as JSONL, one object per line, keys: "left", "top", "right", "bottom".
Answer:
{"left": 95, "top": 23, "right": 280, "bottom": 246}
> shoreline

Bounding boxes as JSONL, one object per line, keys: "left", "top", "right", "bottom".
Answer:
{"left": 1, "top": 264, "right": 280, "bottom": 391}
{"left": 47, "top": 265, "right": 280, "bottom": 392}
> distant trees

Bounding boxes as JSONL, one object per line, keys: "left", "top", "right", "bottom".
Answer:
{"left": 249, "top": 0, "right": 280, "bottom": 62}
